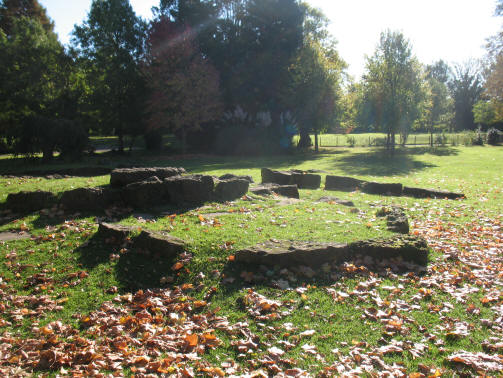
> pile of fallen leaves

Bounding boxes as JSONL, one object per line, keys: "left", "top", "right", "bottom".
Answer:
{"left": 0, "top": 286, "right": 234, "bottom": 376}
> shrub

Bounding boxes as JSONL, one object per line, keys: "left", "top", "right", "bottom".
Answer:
{"left": 473, "top": 127, "right": 484, "bottom": 146}
{"left": 14, "top": 116, "right": 89, "bottom": 160}
{"left": 487, "top": 128, "right": 500, "bottom": 145}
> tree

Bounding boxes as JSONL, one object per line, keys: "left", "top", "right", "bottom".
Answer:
{"left": 423, "top": 61, "right": 453, "bottom": 145}
{"left": 0, "top": 17, "right": 88, "bottom": 159}
{"left": 72, "top": 0, "right": 147, "bottom": 153}
{"left": 448, "top": 62, "right": 484, "bottom": 131}
{"left": 0, "top": 0, "right": 54, "bottom": 35}
{"left": 363, "top": 30, "right": 424, "bottom": 152}
{"left": 143, "top": 17, "right": 222, "bottom": 154}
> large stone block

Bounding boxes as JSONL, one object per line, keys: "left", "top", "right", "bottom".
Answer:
{"left": 325, "top": 176, "right": 365, "bottom": 191}
{"left": 261, "top": 168, "right": 292, "bottom": 185}
{"left": 164, "top": 175, "right": 215, "bottom": 205}
{"left": 122, "top": 176, "right": 167, "bottom": 208}
{"left": 214, "top": 179, "right": 250, "bottom": 201}
{"left": 60, "top": 187, "right": 120, "bottom": 211}
{"left": 403, "top": 186, "right": 464, "bottom": 200}
{"left": 5, "top": 190, "right": 56, "bottom": 213}
{"left": 134, "top": 230, "right": 185, "bottom": 258}
{"left": 361, "top": 182, "right": 403, "bottom": 196}
{"left": 110, "top": 167, "right": 185, "bottom": 187}
{"left": 235, "top": 235, "right": 429, "bottom": 267}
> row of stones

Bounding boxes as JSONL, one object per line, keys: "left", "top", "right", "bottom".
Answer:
{"left": 261, "top": 168, "right": 465, "bottom": 199}
{"left": 99, "top": 222, "right": 429, "bottom": 267}
{"left": 4, "top": 167, "right": 251, "bottom": 213}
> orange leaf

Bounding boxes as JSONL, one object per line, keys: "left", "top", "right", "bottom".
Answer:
{"left": 184, "top": 334, "right": 198, "bottom": 347}
{"left": 198, "top": 214, "right": 205, "bottom": 222}
{"left": 172, "top": 262, "right": 184, "bottom": 271}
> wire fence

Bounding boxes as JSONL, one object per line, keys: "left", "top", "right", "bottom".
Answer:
{"left": 295, "top": 133, "right": 474, "bottom": 148}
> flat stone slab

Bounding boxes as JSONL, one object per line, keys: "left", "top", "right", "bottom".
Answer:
{"left": 316, "top": 196, "right": 355, "bottom": 207}
{"left": 250, "top": 184, "right": 300, "bottom": 199}
{"left": 5, "top": 190, "right": 57, "bottom": 213}
{"left": 97, "top": 222, "right": 135, "bottom": 244}
{"left": 325, "top": 176, "right": 364, "bottom": 192}
{"left": 403, "top": 186, "right": 464, "bottom": 200}
{"left": 97, "top": 223, "right": 185, "bottom": 258}
{"left": 0, "top": 231, "right": 31, "bottom": 241}
{"left": 110, "top": 167, "right": 185, "bottom": 187}
{"left": 361, "top": 182, "right": 403, "bottom": 196}
{"left": 235, "top": 235, "right": 429, "bottom": 267}
{"left": 214, "top": 178, "right": 250, "bottom": 202}
{"left": 261, "top": 168, "right": 321, "bottom": 189}
{"left": 324, "top": 175, "right": 465, "bottom": 200}
{"left": 134, "top": 230, "right": 185, "bottom": 258}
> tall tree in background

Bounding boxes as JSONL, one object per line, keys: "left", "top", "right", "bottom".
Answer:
{"left": 72, "top": 0, "right": 147, "bottom": 153}
{"left": 363, "top": 30, "right": 423, "bottom": 152}
{"left": 423, "top": 61, "right": 453, "bottom": 145}
{"left": 0, "top": 0, "right": 54, "bottom": 35}
{"left": 143, "top": 17, "right": 222, "bottom": 154}
{"left": 292, "top": 4, "right": 345, "bottom": 151}
{"left": 448, "top": 62, "right": 483, "bottom": 131}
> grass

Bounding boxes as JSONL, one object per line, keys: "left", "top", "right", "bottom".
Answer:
{"left": 0, "top": 145, "right": 502, "bottom": 375}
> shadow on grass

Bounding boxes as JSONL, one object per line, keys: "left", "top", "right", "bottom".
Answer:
{"left": 334, "top": 147, "right": 445, "bottom": 177}
{"left": 75, "top": 232, "right": 178, "bottom": 292}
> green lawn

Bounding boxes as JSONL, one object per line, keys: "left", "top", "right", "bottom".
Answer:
{"left": 0, "top": 145, "right": 502, "bottom": 376}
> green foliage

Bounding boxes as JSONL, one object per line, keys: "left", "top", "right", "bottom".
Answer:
{"left": 72, "top": 0, "right": 147, "bottom": 153}
{"left": 0, "top": 0, "right": 54, "bottom": 35}
{"left": 363, "top": 30, "right": 425, "bottom": 151}
{"left": 13, "top": 116, "right": 89, "bottom": 160}
{"left": 143, "top": 18, "right": 223, "bottom": 154}
{"left": 448, "top": 62, "right": 484, "bottom": 131}
{"left": 487, "top": 127, "right": 501, "bottom": 145}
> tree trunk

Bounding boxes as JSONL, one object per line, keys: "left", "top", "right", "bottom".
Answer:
{"left": 314, "top": 131, "right": 319, "bottom": 152}
{"left": 391, "top": 130, "right": 396, "bottom": 155}
{"left": 297, "top": 132, "right": 312, "bottom": 149}
{"left": 118, "top": 126, "right": 124, "bottom": 154}
{"left": 181, "top": 126, "right": 187, "bottom": 155}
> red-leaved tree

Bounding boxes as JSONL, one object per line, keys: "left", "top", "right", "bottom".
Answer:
{"left": 144, "top": 17, "right": 222, "bottom": 153}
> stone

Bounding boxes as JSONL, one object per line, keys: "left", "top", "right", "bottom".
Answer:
{"left": 214, "top": 179, "right": 250, "bottom": 201}
{"left": 403, "top": 186, "right": 465, "bottom": 200}
{"left": 250, "top": 184, "right": 299, "bottom": 199}
{"left": 60, "top": 187, "right": 120, "bottom": 211}
{"left": 235, "top": 235, "right": 429, "bottom": 267}
{"left": 361, "top": 182, "right": 403, "bottom": 196}
{"left": 5, "top": 190, "right": 56, "bottom": 213}
{"left": 97, "top": 222, "right": 134, "bottom": 244}
{"left": 290, "top": 172, "right": 321, "bottom": 189}
{"left": 110, "top": 167, "right": 185, "bottom": 187}
{"left": 376, "top": 206, "right": 409, "bottom": 234}
{"left": 316, "top": 196, "right": 355, "bottom": 207}
{"left": 261, "top": 168, "right": 292, "bottom": 185}
{"left": 348, "top": 235, "right": 428, "bottom": 265}
{"left": 219, "top": 174, "right": 254, "bottom": 183}
{"left": 134, "top": 230, "right": 185, "bottom": 258}
{"left": 122, "top": 177, "right": 167, "bottom": 208}
{"left": 235, "top": 240, "right": 350, "bottom": 266}
{"left": 164, "top": 175, "right": 215, "bottom": 205}
{"left": 261, "top": 168, "right": 321, "bottom": 189}
{"left": 325, "top": 175, "right": 365, "bottom": 191}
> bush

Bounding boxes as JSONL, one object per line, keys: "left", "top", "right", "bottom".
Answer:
{"left": 473, "top": 127, "right": 484, "bottom": 146}
{"left": 14, "top": 116, "right": 89, "bottom": 160}
{"left": 487, "top": 128, "right": 500, "bottom": 145}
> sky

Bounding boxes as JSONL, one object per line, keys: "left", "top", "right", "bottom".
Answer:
{"left": 39, "top": 0, "right": 502, "bottom": 79}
